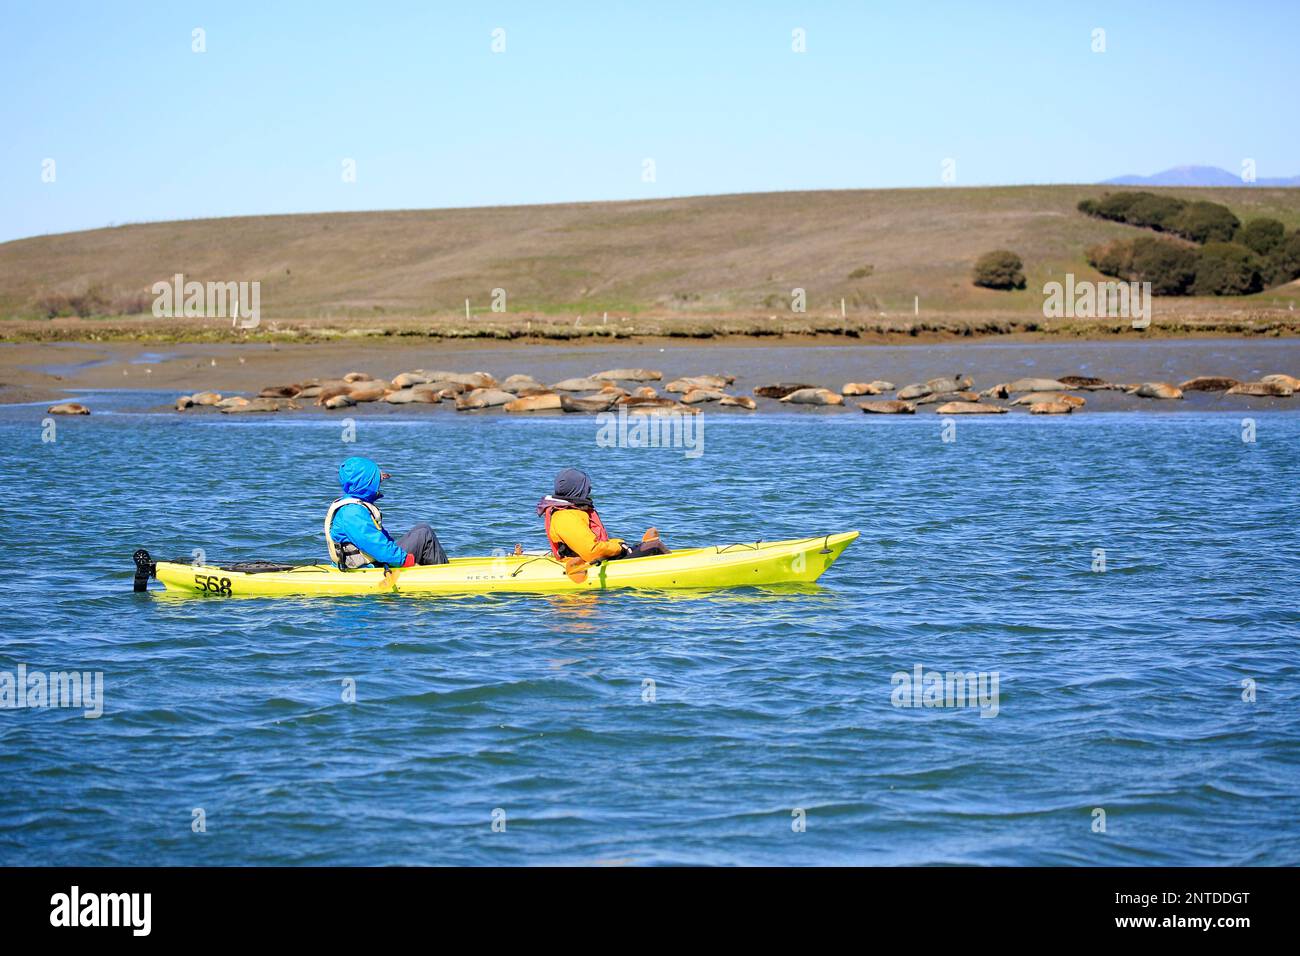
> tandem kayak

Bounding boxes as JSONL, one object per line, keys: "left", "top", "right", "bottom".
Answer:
{"left": 133, "top": 532, "right": 858, "bottom": 597}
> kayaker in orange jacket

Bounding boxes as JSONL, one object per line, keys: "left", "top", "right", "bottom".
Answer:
{"left": 536, "top": 468, "right": 671, "bottom": 566}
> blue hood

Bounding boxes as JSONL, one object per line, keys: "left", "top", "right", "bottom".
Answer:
{"left": 338, "top": 456, "right": 383, "bottom": 502}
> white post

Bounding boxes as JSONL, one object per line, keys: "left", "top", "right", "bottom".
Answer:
{"left": 914, "top": 295, "right": 919, "bottom": 315}
{"left": 465, "top": 298, "right": 471, "bottom": 319}
{"left": 840, "top": 298, "right": 846, "bottom": 318}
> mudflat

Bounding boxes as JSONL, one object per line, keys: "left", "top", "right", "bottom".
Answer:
{"left": 3, "top": 336, "right": 1298, "bottom": 412}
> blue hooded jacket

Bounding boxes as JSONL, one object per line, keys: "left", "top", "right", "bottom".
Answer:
{"left": 329, "top": 457, "right": 408, "bottom": 567}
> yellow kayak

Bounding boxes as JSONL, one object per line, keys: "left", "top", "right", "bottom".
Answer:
{"left": 134, "top": 532, "right": 858, "bottom": 597}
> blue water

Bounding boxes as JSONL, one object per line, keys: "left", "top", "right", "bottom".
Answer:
{"left": 1, "top": 401, "right": 1298, "bottom": 865}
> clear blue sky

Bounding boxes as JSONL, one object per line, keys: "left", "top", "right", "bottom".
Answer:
{"left": 2, "top": 0, "right": 1296, "bottom": 242}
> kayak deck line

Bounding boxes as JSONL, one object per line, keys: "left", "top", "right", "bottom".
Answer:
{"left": 133, "top": 531, "right": 860, "bottom": 598}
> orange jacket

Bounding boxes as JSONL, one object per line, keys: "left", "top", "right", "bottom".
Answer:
{"left": 546, "top": 508, "right": 625, "bottom": 562}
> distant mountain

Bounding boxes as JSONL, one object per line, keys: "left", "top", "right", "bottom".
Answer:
{"left": 1102, "top": 165, "right": 1300, "bottom": 187}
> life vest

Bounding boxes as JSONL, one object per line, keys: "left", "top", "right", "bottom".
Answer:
{"left": 541, "top": 504, "right": 609, "bottom": 559}
{"left": 324, "top": 497, "right": 384, "bottom": 569}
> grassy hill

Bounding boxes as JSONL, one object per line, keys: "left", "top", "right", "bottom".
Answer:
{"left": 3, "top": 185, "right": 1299, "bottom": 339}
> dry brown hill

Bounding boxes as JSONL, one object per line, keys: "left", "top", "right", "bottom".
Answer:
{"left": 2, "top": 186, "right": 1298, "bottom": 337}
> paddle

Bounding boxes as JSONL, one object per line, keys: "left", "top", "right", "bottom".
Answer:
{"left": 563, "top": 557, "right": 589, "bottom": 584}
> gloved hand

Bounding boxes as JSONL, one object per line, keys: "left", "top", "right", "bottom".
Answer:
{"left": 401, "top": 552, "right": 416, "bottom": 568}
{"left": 591, "top": 539, "right": 626, "bottom": 561}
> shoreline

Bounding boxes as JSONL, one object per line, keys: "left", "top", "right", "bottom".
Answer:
{"left": 2, "top": 308, "right": 1299, "bottom": 345}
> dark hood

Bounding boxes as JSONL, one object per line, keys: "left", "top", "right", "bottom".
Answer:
{"left": 553, "top": 467, "right": 593, "bottom": 507}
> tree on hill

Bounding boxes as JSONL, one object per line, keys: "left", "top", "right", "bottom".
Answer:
{"left": 1124, "top": 194, "right": 1185, "bottom": 232}
{"left": 972, "top": 250, "right": 1026, "bottom": 290}
{"left": 1264, "top": 231, "right": 1300, "bottom": 286}
{"left": 1086, "top": 237, "right": 1198, "bottom": 295}
{"left": 1238, "top": 218, "right": 1286, "bottom": 256}
{"left": 1192, "top": 243, "right": 1264, "bottom": 296}
{"left": 1172, "top": 201, "right": 1241, "bottom": 244}
{"left": 1077, "top": 192, "right": 1242, "bottom": 244}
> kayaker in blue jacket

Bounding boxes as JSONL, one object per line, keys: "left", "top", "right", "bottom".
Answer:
{"left": 325, "top": 456, "right": 448, "bottom": 569}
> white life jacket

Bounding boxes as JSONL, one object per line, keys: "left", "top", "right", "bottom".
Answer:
{"left": 324, "top": 497, "right": 384, "bottom": 569}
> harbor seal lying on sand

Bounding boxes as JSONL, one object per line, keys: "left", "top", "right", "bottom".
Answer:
{"left": 552, "top": 377, "right": 614, "bottom": 392}
{"left": 1057, "top": 376, "right": 1111, "bottom": 389}
{"left": 666, "top": 374, "right": 734, "bottom": 393}
{"left": 1260, "top": 374, "right": 1300, "bottom": 391}
{"left": 455, "top": 388, "right": 515, "bottom": 410}
{"left": 560, "top": 394, "right": 620, "bottom": 413}
{"left": 220, "top": 397, "right": 298, "bottom": 414}
{"left": 385, "top": 388, "right": 441, "bottom": 404}
{"left": 1178, "top": 376, "right": 1239, "bottom": 392}
{"left": 1010, "top": 392, "right": 1085, "bottom": 407}
{"left": 780, "top": 388, "right": 844, "bottom": 405}
{"left": 259, "top": 384, "right": 302, "bottom": 398}
{"left": 934, "top": 402, "right": 1006, "bottom": 414}
{"left": 925, "top": 375, "right": 973, "bottom": 393}
{"left": 505, "top": 392, "right": 562, "bottom": 412}
{"left": 1005, "top": 378, "right": 1070, "bottom": 393}
{"left": 896, "top": 383, "right": 933, "bottom": 400}
{"left": 618, "top": 396, "right": 676, "bottom": 408}
{"left": 592, "top": 368, "right": 663, "bottom": 382}
{"left": 1128, "top": 382, "right": 1183, "bottom": 400}
{"left": 1028, "top": 401, "right": 1073, "bottom": 415}
{"left": 1226, "top": 381, "right": 1294, "bottom": 397}
{"left": 500, "top": 374, "right": 545, "bottom": 393}
{"left": 916, "top": 391, "right": 980, "bottom": 405}
{"left": 859, "top": 400, "right": 915, "bottom": 414}
{"left": 754, "top": 383, "right": 815, "bottom": 399}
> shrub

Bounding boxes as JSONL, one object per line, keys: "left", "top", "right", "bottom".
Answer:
{"left": 30, "top": 285, "right": 149, "bottom": 318}
{"left": 64, "top": 285, "right": 111, "bottom": 317}
{"left": 1086, "top": 239, "right": 1134, "bottom": 277}
{"left": 1264, "top": 230, "right": 1300, "bottom": 286}
{"left": 111, "top": 289, "right": 153, "bottom": 315}
{"left": 1087, "top": 237, "right": 1198, "bottom": 295}
{"left": 1173, "top": 201, "right": 1240, "bottom": 244}
{"left": 972, "top": 250, "right": 1026, "bottom": 290}
{"left": 1238, "top": 218, "right": 1286, "bottom": 256}
{"left": 1078, "top": 192, "right": 1242, "bottom": 245}
{"left": 35, "top": 291, "right": 70, "bottom": 318}
{"left": 848, "top": 265, "right": 874, "bottom": 279}
{"left": 1091, "top": 192, "right": 1147, "bottom": 221}
{"left": 1124, "top": 194, "right": 1187, "bottom": 232}
{"left": 1192, "top": 243, "right": 1264, "bottom": 296}
{"left": 1128, "top": 237, "right": 1199, "bottom": 294}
